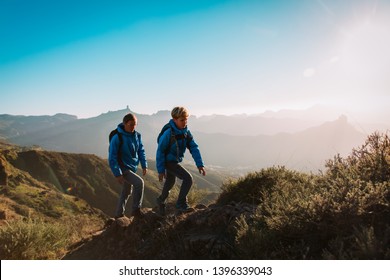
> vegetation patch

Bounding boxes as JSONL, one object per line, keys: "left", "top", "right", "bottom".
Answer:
{"left": 218, "top": 132, "right": 390, "bottom": 259}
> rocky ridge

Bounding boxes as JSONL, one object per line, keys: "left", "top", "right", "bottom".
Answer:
{"left": 64, "top": 202, "right": 256, "bottom": 260}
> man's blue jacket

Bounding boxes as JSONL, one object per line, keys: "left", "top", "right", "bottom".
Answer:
{"left": 109, "top": 123, "right": 147, "bottom": 177}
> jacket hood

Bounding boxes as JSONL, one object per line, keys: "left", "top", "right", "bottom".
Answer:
{"left": 117, "top": 123, "right": 136, "bottom": 136}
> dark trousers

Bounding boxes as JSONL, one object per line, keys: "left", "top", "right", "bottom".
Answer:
{"left": 160, "top": 162, "right": 193, "bottom": 206}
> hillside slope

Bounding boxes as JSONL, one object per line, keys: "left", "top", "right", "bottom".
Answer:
{"left": 2, "top": 132, "right": 389, "bottom": 260}
{"left": 64, "top": 132, "right": 390, "bottom": 260}
{"left": 0, "top": 145, "right": 160, "bottom": 217}
{"left": 0, "top": 141, "right": 223, "bottom": 259}
{"left": 0, "top": 142, "right": 223, "bottom": 218}
{"left": 0, "top": 146, "right": 106, "bottom": 228}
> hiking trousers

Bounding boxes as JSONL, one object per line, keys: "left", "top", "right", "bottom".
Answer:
{"left": 115, "top": 169, "right": 144, "bottom": 217}
{"left": 160, "top": 162, "right": 193, "bottom": 206}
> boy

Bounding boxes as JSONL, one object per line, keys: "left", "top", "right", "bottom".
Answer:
{"left": 156, "top": 106, "right": 206, "bottom": 215}
{"left": 109, "top": 113, "right": 148, "bottom": 218}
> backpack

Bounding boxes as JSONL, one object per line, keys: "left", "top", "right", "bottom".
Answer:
{"left": 157, "top": 123, "right": 193, "bottom": 154}
{"left": 109, "top": 128, "right": 124, "bottom": 166}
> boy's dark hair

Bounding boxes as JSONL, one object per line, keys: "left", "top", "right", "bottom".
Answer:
{"left": 123, "top": 113, "right": 136, "bottom": 124}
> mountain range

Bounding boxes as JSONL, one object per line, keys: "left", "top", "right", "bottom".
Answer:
{"left": 1, "top": 106, "right": 380, "bottom": 172}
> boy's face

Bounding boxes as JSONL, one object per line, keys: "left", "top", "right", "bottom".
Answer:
{"left": 173, "top": 117, "right": 188, "bottom": 130}
{"left": 124, "top": 119, "right": 137, "bottom": 133}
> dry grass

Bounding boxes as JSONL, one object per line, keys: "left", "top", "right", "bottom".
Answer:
{"left": 0, "top": 214, "right": 104, "bottom": 260}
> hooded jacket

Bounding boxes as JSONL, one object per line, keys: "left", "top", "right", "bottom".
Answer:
{"left": 108, "top": 123, "right": 147, "bottom": 177}
{"left": 156, "top": 119, "right": 204, "bottom": 174}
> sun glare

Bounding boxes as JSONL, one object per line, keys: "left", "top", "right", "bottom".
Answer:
{"left": 338, "top": 9, "right": 390, "bottom": 78}
{"left": 303, "top": 68, "right": 316, "bottom": 78}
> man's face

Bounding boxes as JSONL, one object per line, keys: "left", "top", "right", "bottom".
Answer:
{"left": 124, "top": 119, "right": 137, "bottom": 133}
{"left": 173, "top": 117, "right": 188, "bottom": 130}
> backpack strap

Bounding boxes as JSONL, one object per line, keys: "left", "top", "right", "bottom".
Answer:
{"left": 171, "top": 130, "right": 194, "bottom": 160}
{"left": 185, "top": 130, "right": 193, "bottom": 150}
{"left": 174, "top": 132, "right": 193, "bottom": 148}
{"left": 159, "top": 124, "right": 193, "bottom": 156}
{"left": 116, "top": 132, "right": 125, "bottom": 169}
{"left": 166, "top": 127, "right": 176, "bottom": 155}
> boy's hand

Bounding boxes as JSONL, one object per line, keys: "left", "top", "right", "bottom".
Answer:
{"left": 198, "top": 166, "right": 206, "bottom": 176}
{"left": 142, "top": 168, "right": 147, "bottom": 176}
{"left": 158, "top": 173, "right": 166, "bottom": 182}
{"left": 116, "top": 175, "right": 125, "bottom": 185}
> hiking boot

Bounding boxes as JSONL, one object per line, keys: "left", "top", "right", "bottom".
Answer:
{"left": 131, "top": 208, "right": 143, "bottom": 218}
{"left": 175, "top": 202, "right": 194, "bottom": 213}
{"left": 156, "top": 197, "right": 166, "bottom": 216}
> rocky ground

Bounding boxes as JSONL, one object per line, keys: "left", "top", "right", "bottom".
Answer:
{"left": 63, "top": 202, "right": 257, "bottom": 260}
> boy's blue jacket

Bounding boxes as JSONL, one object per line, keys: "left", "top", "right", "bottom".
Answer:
{"left": 156, "top": 119, "right": 204, "bottom": 174}
{"left": 108, "top": 123, "right": 147, "bottom": 177}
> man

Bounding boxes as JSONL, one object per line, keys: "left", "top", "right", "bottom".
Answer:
{"left": 109, "top": 113, "right": 147, "bottom": 218}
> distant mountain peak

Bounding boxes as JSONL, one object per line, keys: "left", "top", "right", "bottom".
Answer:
{"left": 338, "top": 114, "right": 348, "bottom": 123}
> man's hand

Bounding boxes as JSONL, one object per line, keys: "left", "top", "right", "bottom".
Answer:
{"left": 158, "top": 173, "right": 166, "bottom": 182}
{"left": 116, "top": 175, "right": 125, "bottom": 185}
{"left": 198, "top": 166, "right": 206, "bottom": 176}
{"left": 142, "top": 168, "right": 147, "bottom": 176}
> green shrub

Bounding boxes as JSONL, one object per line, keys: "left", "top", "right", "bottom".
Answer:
{"left": 325, "top": 132, "right": 390, "bottom": 184}
{"left": 228, "top": 132, "right": 390, "bottom": 259}
{"left": 217, "top": 166, "right": 312, "bottom": 205}
{"left": 323, "top": 225, "right": 390, "bottom": 259}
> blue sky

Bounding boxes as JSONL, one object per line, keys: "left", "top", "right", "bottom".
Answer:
{"left": 1, "top": 0, "right": 389, "bottom": 119}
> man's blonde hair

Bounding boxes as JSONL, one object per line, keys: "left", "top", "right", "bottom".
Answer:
{"left": 171, "top": 106, "right": 189, "bottom": 119}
